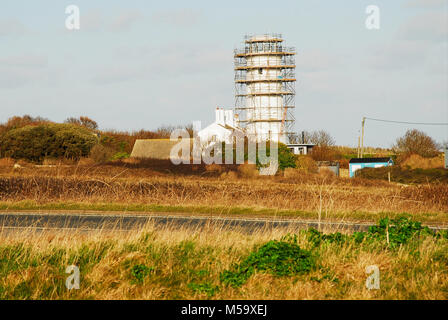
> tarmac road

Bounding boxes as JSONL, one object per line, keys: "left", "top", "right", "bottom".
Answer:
{"left": 1, "top": 212, "right": 447, "bottom": 234}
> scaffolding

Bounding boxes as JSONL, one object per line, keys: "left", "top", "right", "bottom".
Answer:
{"left": 234, "top": 33, "right": 296, "bottom": 143}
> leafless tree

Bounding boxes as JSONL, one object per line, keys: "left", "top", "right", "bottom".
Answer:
{"left": 287, "top": 132, "right": 299, "bottom": 144}
{"left": 65, "top": 116, "right": 98, "bottom": 130}
{"left": 393, "top": 129, "right": 439, "bottom": 158}
{"left": 303, "top": 130, "right": 336, "bottom": 146}
{"left": 79, "top": 116, "right": 98, "bottom": 130}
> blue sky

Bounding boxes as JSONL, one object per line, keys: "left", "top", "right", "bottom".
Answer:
{"left": 0, "top": 0, "right": 447, "bottom": 147}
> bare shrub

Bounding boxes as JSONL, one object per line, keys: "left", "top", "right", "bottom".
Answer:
{"left": 77, "top": 158, "right": 96, "bottom": 166}
{"left": 0, "top": 165, "right": 447, "bottom": 217}
{"left": 283, "top": 168, "right": 307, "bottom": 180}
{"left": 237, "top": 164, "right": 258, "bottom": 178}
{"left": 220, "top": 171, "right": 238, "bottom": 180}
{"left": 42, "top": 158, "right": 60, "bottom": 166}
{"left": 295, "top": 156, "right": 318, "bottom": 173}
{"left": 400, "top": 154, "right": 444, "bottom": 169}
{"left": 0, "top": 115, "right": 49, "bottom": 135}
{"left": 338, "top": 158, "right": 349, "bottom": 169}
{"left": 89, "top": 144, "right": 116, "bottom": 163}
{"left": 0, "top": 158, "right": 15, "bottom": 167}
{"left": 303, "top": 130, "right": 335, "bottom": 146}
{"left": 339, "top": 168, "right": 349, "bottom": 178}
{"left": 310, "top": 146, "right": 342, "bottom": 162}
{"left": 65, "top": 116, "right": 98, "bottom": 130}
{"left": 318, "top": 167, "right": 336, "bottom": 179}
{"left": 121, "top": 158, "right": 141, "bottom": 165}
{"left": 206, "top": 164, "right": 224, "bottom": 174}
{"left": 14, "top": 159, "right": 32, "bottom": 167}
{"left": 43, "top": 158, "right": 78, "bottom": 166}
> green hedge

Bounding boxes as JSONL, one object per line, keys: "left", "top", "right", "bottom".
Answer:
{"left": 0, "top": 123, "right": 98, "bottom": 162}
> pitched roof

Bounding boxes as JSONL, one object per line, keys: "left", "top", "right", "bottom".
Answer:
{"left": 131, "top": 139, "right": 193, "bottom": 159}
{"left": 349, "top": 157, "right": 392, "bottom": 164}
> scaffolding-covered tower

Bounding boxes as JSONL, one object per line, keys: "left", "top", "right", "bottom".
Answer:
{"left": 234, "top": 34, "right": 296, "bottom": 144}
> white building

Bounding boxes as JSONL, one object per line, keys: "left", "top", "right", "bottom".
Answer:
{"left": 198, "top": 108, "right": 244, "bottom": 146}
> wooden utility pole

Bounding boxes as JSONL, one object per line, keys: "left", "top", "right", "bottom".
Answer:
{"left": 361, "top": 117, "right": 366, "bottom": 158}
{"left": 445, "top": 145, "right": 448, "bottom": 169}
{"left": 357, "top": 136, "right": 360, "bottom": 158}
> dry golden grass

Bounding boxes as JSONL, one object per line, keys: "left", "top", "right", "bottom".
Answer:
{"left": 0, "top": 223, "right": 446, "bottom": 300}
{"left": 205, "top": 164, "right": 224, "bottom": 174}
{"left": 0, "top": 158, "right": 15, "bottom": 167}
{"left": 0, "top": 163, "right": 447, "bottom": 223}
{"left": 401, "top": 154, "right": 444, "bottom": 169}
{"left": 237, "top": 164, "right": 259, "bottom": 178}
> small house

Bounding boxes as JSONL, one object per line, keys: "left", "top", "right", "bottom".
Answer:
{"left": 286, "top": 143, "right": 315, "bottom": 155}
{"left": 198, "top": 108, "right": 245, "bottom": 147}
{"left": 349, "top": 157, "right": 394, "bottom": 178}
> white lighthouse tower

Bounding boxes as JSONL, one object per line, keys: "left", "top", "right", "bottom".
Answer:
{"left": 234, "top": 34, "right": 296, "bottom": 144}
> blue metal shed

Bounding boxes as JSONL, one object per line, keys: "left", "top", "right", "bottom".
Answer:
{"left": 349, "top": 157, "right": 394, "bottom": 178}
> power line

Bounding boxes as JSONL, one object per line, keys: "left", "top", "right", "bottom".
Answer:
{"left": 364, "top": 117, "right": 448, "bottom": 126}
{"left": 359, "top": 116, "right": 448, "bottom": 158}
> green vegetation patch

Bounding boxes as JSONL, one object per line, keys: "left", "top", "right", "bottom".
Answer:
{"left": 220, "top": 239, "right": 315, "bottom": 288}
{"left": 306, "top": 217, "right": 441, "bottom": 249}
{"left": 188, "top": 282, "right": 220, "bottom": 298}
{"left": 130, "top": 264, "right": 154, "bottom": 284}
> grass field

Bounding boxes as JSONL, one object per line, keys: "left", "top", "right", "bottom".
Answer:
{"left": 0, "top": 217, "right": 446, "bottom": 300}
{"left": 0, "top": 161, "right": 447, "bottom": 300}
{"left": 0, "top": 161, "right": 447, "bottom": 224}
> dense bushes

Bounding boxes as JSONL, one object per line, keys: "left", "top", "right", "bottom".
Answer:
{"left": 277, "top": 143, "right": 296, "bottom": 170}
{"left": 0, "top": 115, "right": 193, "bottom": 163}
{"left": 0, "top": 123, "right": 98, "bottom": 162}
{"left": 356, "top": 166, "right": 448, "bottom": 184}
{"left": 88, "top": 144, "right": 116, "bottom": 163}
{"left": 399, "top": 154, "right": 444, "bottom": 169}
{"left": 295, "top": 156, "right": 318, "bottom": 173}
